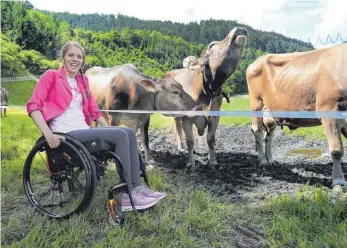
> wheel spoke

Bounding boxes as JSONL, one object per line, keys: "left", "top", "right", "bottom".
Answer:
{"left": 24, "top": 138, "right": 94, "bottom": 219}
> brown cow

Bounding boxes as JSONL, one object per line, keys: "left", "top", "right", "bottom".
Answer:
{"left": 246, "top": 43, "right": 347, "bottom": 188}
{"left": 165, "top": 27, "right": 248, "bottom": 171}
{"left": 0, "top": 87, "right": 9, "bottom": 117}
{"left": 86, "top": 64, "right": 203, "bottom": 166}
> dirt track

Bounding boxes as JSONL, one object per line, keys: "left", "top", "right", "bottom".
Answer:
{"left": 144, "top": 125, "right": 347, "bottom": 199}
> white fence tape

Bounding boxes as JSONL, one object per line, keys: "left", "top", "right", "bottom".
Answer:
{"left": 0, "top": 106, "right": 346, "bottom": 119}
{"left": 1, "top": 76, "right": 40, "bottom": 82}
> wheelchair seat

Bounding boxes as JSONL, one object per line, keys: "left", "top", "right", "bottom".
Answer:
{"left": 82, "top": 138, "right": 112, "bottom": 155}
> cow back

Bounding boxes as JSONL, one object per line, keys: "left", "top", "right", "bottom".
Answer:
{"left": 247, "top": 44, "right": 347, "bottom": 112}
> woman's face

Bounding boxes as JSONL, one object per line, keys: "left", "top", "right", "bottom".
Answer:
{"left": 63, "top": 45, "right": 84, "bottom": 78}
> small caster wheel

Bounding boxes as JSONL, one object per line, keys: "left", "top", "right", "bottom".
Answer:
{"left": 107, "top": 199, "right": 125, "bottom": 225}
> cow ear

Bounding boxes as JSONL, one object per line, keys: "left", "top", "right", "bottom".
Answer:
{"left": 140, "top": 79, "right": 156, "bottom": 92}
{"left": 207, "top": 41, "right": 217, "bottom": 51}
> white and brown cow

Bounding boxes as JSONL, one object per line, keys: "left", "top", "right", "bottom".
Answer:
{"left": 165, "top": 27, "right": 248, "bottom": 171}
{"left": 246, "top": 43, "right": 347, "bottom": 188}
{"left": 86, "top": 64, "right": 202, "bottom": 165}
{"left": 0, "top": 87, "right": 9, "bottom": 117}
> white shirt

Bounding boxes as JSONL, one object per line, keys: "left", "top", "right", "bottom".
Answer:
{"left": 50, "top": 77, "right": 90, "bottom": 133}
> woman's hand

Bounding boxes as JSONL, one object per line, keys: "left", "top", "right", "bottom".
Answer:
{"left": 29, "top": 110, "right": 65, "bottom": 148}
{"left": 44, "top": 133, "right": 65, "bottom": 148}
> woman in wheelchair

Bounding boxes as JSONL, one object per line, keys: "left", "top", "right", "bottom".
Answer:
{"left": 26, "top": 41, "right": 166, "bottom": 215}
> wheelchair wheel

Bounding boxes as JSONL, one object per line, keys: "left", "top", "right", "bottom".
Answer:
{"left": 23, "top": 137, "right": 97, "bottom": 219}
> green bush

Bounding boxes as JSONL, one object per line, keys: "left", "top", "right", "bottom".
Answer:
{"left": 19, "top": 49, "right": 59, "bottom": 75}
{"left": 0, "top": 34, "right": 26, "bottom": 77}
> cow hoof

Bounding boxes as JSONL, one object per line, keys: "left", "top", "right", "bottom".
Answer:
{"left": 332, "top": 184, "right": 347, "bottom": 194}
{"left": 208, "top": 162, "right": 217, "bottom": 171}
{"left": 145, "top": 164, "right": 155, "bottom": 170}
{"left": 146, "top": 159, "right": 157, "bottom": 170}
{"left": 259, "top": 160, "right": 268, "bottom": 167}
{"left": 267, "top": 160, "right": 275, "bottom": 166}
{"left": 332, "top": 179, "right": 347, "bottom": 193}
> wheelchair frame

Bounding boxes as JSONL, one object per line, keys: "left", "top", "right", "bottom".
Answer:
{"left": 23, "top": 132, "right": 150, "bottom": 225}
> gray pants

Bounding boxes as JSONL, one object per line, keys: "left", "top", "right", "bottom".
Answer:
{"left": 68, "top": 126, "right": 141, "bottom": 192}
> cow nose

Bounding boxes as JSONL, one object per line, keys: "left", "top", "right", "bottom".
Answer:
{"left": 235, "top": 28, "right": 248, "bottom": 36}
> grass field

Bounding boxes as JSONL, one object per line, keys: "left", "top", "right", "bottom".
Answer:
{"left": 2, "top": 80, "right": 38, "bottom": 106}
{"left": 1, "top": 95, "right": 347, "bottom": 247}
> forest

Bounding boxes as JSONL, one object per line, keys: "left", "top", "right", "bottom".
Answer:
{"left": 1, "top": 0, "right": 314, "bottom": 94}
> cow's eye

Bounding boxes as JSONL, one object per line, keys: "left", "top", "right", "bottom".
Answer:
{"left": 172, "top": 91, "right": 180, "bottom": 95}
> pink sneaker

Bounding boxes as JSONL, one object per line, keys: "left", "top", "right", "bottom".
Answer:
{"left": 135, "top": 185, "right": 167, "bottom": 200}
{"left": 120, "top": 191, "right": 158, "bottom": 212}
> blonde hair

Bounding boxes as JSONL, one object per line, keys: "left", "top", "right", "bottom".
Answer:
{"left": 60, "top": 41, "right": 90, "bottom": 98}
{"left": 60, "top": 41, "right": 86, "bottom": 66}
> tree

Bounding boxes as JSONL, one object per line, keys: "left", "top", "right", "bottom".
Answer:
{"left": 21, "top": 10, "right": 58, "bottom": 58}
{"left": 57, "top": 21, "right": 74, "bottom": 48}
{"left": 1, "top": 34, "right": 25, "bottom": 77}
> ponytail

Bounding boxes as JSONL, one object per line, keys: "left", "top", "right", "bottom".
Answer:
{"left": 79, "top": 68, "right": 91, "bottom": 99}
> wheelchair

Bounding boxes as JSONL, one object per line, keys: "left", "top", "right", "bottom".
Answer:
{"left": 23, "top": 132, "right": 150, "bottom": 225}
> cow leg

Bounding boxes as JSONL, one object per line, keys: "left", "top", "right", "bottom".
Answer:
{"left": 321, "top": 118, "right": 346, "bottom": 188}
{"left": 207, "top": 117, "right": 219, "bottom": 170}
{"left": 341, "top": 120, "right": 347, "bottom": 139}
{"left": 108, "top": 114, "right": 114, "bottom": 126}
{"left": 250, "top": 97, "right": 267, "bottom": 166}
{"left": 251, "top": 117, "right": 267, "bottom": 166}
{"left": 207, "top": 95, "right": 223, "bottom": 170}
{"left": 182, "top": 117, "right": 195, "bottom": 171}
{"left": 175, "top": 117, "right": 185, "bottom": 151}
{"left": 4, "top": 107, "right": 6, "bottom": 117}
{"left": 264, "top": 117, "right": 277, "bottom": 165}
{"left": 140, "top": 117, "right": 155, "bottom": 166}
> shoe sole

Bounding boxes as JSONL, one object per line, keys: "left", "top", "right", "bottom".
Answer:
{"left": 121, "top": 199, "right": 159, "bottom": 212}
{"left": 155, "top": 194, "right": 167, "bottom": 200}
{"left": 143, "top": 194, "right": 167, "bottom": 200}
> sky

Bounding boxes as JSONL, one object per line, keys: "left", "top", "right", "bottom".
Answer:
{"left": 29, "top": 0, "right": 347, "bottom": 48}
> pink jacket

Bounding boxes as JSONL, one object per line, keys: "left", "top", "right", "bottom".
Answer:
{"left": 27, "top": 67, "right": 103, "bottom": 125}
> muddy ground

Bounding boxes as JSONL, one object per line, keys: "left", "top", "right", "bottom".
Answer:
{"left": 143, "top": 124, "right": 347, "bottom": 200}
{"left": 143, "top": 125, "right": 347, "bottom": 246}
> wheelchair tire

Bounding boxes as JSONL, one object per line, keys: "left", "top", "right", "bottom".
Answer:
{"left": 23, "top": 136, "right": 97, "bottom": 220}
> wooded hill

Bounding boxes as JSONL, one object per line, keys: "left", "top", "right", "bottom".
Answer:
{"left": 1, "top": 1, "right": 314, "bottom": 94}
{"left": 44, "top": 11, "right": 314, "bottom": 53}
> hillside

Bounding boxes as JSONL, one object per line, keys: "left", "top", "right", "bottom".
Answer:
{"left": 43, "top": 11, "right": 314, "bottom": 53}
{"left": 1, "top": 1, "right": 314, "bottom": 95}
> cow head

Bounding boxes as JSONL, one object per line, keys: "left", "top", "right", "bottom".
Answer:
{"left": 200, "top": 27, "right": 248, "bottom": 96}
{"left": 140, "top": 76, "right": 204, "bottom": 118}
